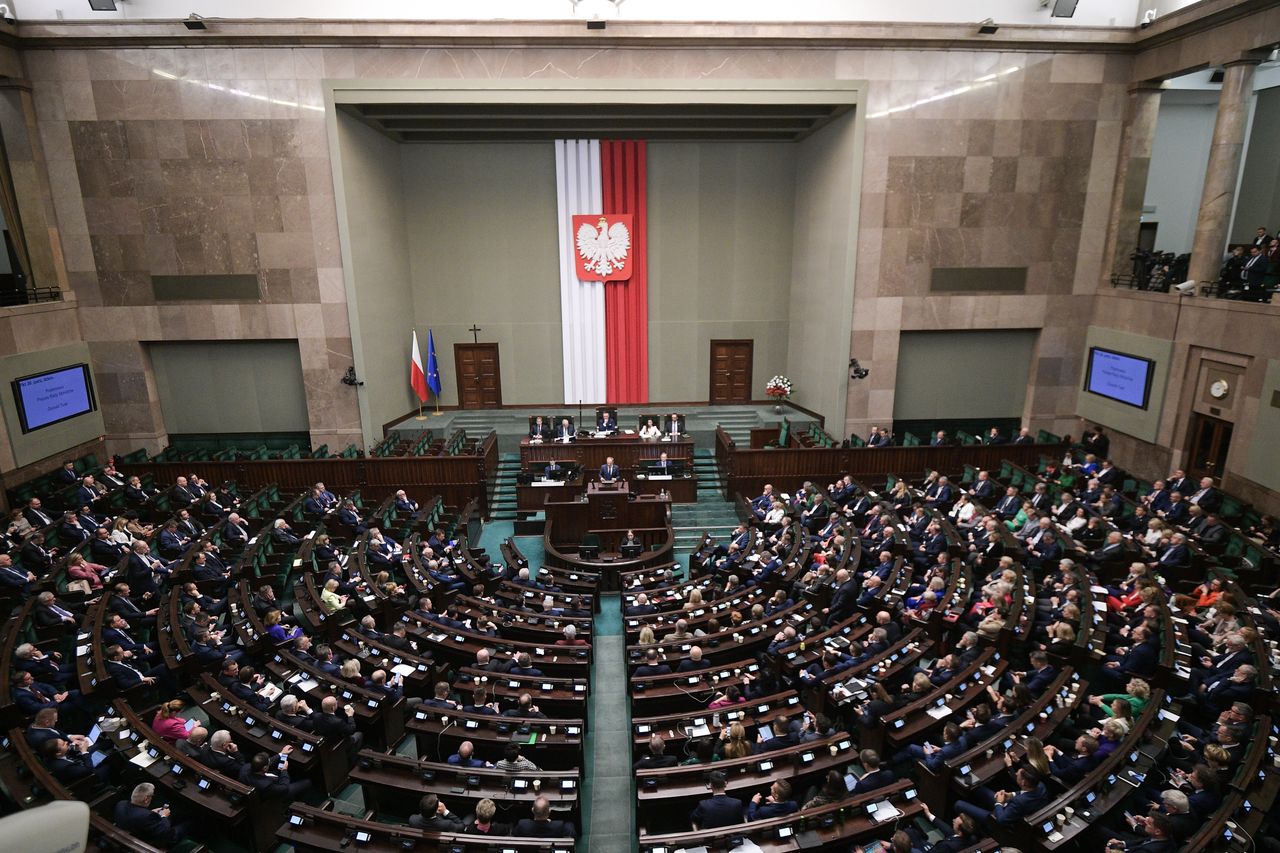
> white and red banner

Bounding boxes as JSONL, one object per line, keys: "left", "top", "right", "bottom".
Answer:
{"left": 555, "top": 140, "right": 649, "bottom": 404}
{"left": 409, "top": 329, "right": 428, "bottom": 403}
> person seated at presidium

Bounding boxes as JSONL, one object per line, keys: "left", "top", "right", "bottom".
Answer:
{"left": 529, "top": 416, "right": 551, "bottom": 441}
{"left": 555, "top": 418, "right": 575, "bottom": 442}
{"left": 639, "top": 417, "right": 661, "bottom": 440}
{"left": 596, "top": 410, "right": 616, "bottom": 434}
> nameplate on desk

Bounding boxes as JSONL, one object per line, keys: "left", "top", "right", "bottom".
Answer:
{"left": 649, "top": 474, "right": 673, "bottom": 481}
{"left": 533, "top": 480, "right": 560, "bottom": 487}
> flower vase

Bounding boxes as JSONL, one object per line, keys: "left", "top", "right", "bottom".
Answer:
{"left": 774, "top": 402, "right": 784, "bottom": 414}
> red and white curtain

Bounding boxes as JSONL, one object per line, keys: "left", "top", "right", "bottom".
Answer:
{"left": 554, "top": 138, "right": 649, "bottom": 405}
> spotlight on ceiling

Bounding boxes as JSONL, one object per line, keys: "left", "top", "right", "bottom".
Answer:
{"left": 183, "top": 12, "right": 207, "bottom": 29}
{"left": 88, "top": 0, "right": 118, "bottom": 10}
{"left": 1050, "top": 0, "right": 1080, "bottom": 17}
{"left": 586, "top": 19, "right": 606, "bottom": 30}
{"left": 977, "top": 18, "right": 999, "bottom": 35}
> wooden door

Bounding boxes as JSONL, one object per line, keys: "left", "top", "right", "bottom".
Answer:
{"left": 1186, "top": 413, "right": 1232, "bottom": 483}
{"left": 709, "top": 339, "right": 753, "bottom": 404}
{"left": 454, "top": 343, "right": 502, "bottom": 409}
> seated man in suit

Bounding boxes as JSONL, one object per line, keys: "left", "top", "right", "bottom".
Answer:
{"left": 690, "top": 771, "right": 745, "bottom": 829}
{"left": 634, "top": 649, "right": 671, "bottom": 678}
{"left": 634, "top": 734, "right": 679, "bottom": 770}
{"left": 514, "top": 796, "right": 576, "bottom": 838}
{"left": 849, "top": 749, "right": 896, "bottom": 793}
{"left": 666, "top": 412, "right": 683, "bottom": 438}
{"left": 931, "top": 430, "right": 951, "bottom": 446}
{"left": 599, "top": 456, "right": 620, "bottom": 483}
{"left": 409, "top": 793, "right": 466, "bottom": 832}
{"left": 0, "top": 554, "right": 38, "bottom": 596}
{"left": 555, "top": 418, "right": 575, "bottom": 442}
{"left": 543, "top": 459, "right": 564, "bottom": 480}
{"left": 199, "top": 729, "right": 245, "bottom": 777}
{"left": 239, "top": 749, "right": 311, "bottom": 801}
{"left": 1187, "top": 477, "right": 1222, "bottom": 513}
{"left": 954, "top": 766, "right": 1049, "bottom": 826}
{"left": 447, "top": 740, "right": 492, "bottom": 768}
{"left": 747, "top": 779, "right": 799, "bottom": 820}
{"left": 336, "top": 500, "right": 367, "bottom": 533}
{"left": 393, "top": 490, "right": 419, "bottom": 519}
{"left": 312, "top": 695, "right": 363, "bottom": 759}
{"left": 43, "top": 736, "right": 107, "bottom": 785}
{"left": 529, "top": 416, "right": 552, "bottom": 441}
{"left": 275, "top": 695, "right": 315, "bottom": 731}
{"left": 653, "top": 451, "right": 674, "bottom": 475}
{"left": 1044, "top": 735, "right": 1099, "bottom": 786}
{"left": 596, "top": 409, "right": 617, "bottom": 434}
{"left": 114, "top": 783, "right": 185, "bottom": 849}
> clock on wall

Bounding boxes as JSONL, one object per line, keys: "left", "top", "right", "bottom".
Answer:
{"left": 1209, "top": 379, "right": 1230, "bottom": 400}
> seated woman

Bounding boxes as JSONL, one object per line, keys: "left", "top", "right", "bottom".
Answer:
{"left": 340, "top": 658, "right": 367, "bottom": 688}
{"left": 152, "top": 699, "right": 191, "bottom": 744}
{"left": 708, "top": 684, "right": 745, "bottom": 710}
{"left": 264, "top": 608, "right": 303, "bottom": 643}
{"left": 67, "top": 553, "right": 109, "bottom": 591}
{"left": 1086, "top": 677, "right": 1150, "bottom": 722}
{"left": 638, "top": 418, "right": 661, "bottom": 440}
{"left": 319, "top": 578, "right": 348, "bottom": 614}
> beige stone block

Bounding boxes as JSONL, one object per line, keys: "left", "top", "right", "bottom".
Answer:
{"left": 1050, "top": 54, "right": 1106, "bottom": 85}
{"left": 292, "top": 48, "right": 325, "bottom": 80}
{"left": 317, "top": 267, "right": 346, "bottom": 304}
{"left": 256, "top": 231, "right": 314, "bottom": 269}
{"left": 61, "top": 80, "right": 97, "bottom": 121}
{"left": 320, "top": 302, "right": 353, "bottom": 338}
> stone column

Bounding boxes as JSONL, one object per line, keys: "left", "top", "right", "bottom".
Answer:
{"left": 1103, "top": 83, "right": 1164, "bottom": 279}
{"left": 1187, "top": 58, "right": 1261, "bottom": 284}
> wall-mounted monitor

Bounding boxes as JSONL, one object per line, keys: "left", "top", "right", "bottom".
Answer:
{"left": 1083, "top": 347, "right": 1154, "bottom": 410}
{"left": 11, "top": 364, "right": 97, "bottom": 433}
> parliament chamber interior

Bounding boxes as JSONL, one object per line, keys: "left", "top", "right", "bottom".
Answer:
{"left": 1, "top": 1, "right": 1280, "bottom": 852}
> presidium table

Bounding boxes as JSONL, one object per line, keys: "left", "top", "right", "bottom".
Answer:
{"left": 516, "top": 433, "right": 697, "bottom": 509}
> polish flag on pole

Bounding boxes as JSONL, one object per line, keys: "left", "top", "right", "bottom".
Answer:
{"left": 410, "top": 330, "right": 429, "bottom": 403}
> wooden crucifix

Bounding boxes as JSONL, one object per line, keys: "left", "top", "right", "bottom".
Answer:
{"left": 468, "top": 325, "right": 482, "bottom": 344}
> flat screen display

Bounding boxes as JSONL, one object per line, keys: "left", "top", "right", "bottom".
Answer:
{"left": 12, "top": 364, "right": 97, "bottom": 432}
{"left": 1083, "top": 347, "right": 1153, "bottom": 409}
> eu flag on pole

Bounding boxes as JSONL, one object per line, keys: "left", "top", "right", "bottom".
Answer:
{"left": 425, "top": 330, "right": 442, "bottom": 397}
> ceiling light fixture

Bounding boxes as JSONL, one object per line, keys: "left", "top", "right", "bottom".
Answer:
{"left": 183, "top": 13, "right": 207, "bottom": 29}
{"left": 977, "top": 18, "right": 999, "bottom": 34}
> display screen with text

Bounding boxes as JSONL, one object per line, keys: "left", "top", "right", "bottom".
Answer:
{"left": 1084, "top": 347, "right": 1153, "bottom": 409}
{"left": 12, "top": 364, "right": 97, "bottom": 433}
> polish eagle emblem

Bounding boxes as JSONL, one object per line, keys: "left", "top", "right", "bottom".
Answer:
{"left": 573, "top": 214, "right": 633, "bottom": 281}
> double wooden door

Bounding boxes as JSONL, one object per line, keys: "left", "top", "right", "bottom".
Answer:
{"left": 1186, "top": 413, "right": 1232, "bottom": 483}
{"left": 454, "top": 343, "right": 502, "bottom": 409}
{"left": 709, "top": 339, "right": 753, "bottom": 404}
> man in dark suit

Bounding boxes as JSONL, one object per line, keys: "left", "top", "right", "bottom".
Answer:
{"left": 20, "top": 533, "right": 56, "bottom": 575}
{"left": 239, "top": 750, "right": 311, "bottom": 801}
{"left": 596, "top": 410, "right": 616, "bottom": 433}
{"left": 690, "top": 771, "right": 744, "bottom": 829}
{"left": 114, "top": 783, "right": 184, "bottom": 848}
{"left": 105, "top": 644, "right": 172, "bottom": 692}
{"left": 848, "top": 750, "right": 896, "bottom": 794}
{"left": 302, "top": 488, "right": 328, "bottom": 517}
{"left": 529, "top": 416, "right": 551, "bottom": 440}
{"left": 200, "top": 730, "right": 244, "bottom": 777}
{"left": 408, "top": 793, "right": 466, "bottom": 831}
{"left": 930, "top": 430, "right": 950, "bottom": 446}
{"left": 0, "top": 554, "right": 38, "bottom": 595}
{"left": 1013, "top": 427, "right": 1034, "bottom": 444}
{"left": 954, "top": 766, "right": 1049, "bottom": 826}
{"left": 1045, "top": 735, "right": 1098, "bottom": 786}
{"left": 599, "top": 456, "right": 620, "bottom": 482}
{"left": 910, "top": 805, "right": 979, "bottom": 853}
{"left": 985, "top": 427, "right": 1006, "bottom": 445}
{"left": 73, "top": 477, "right": 101, "bottom": 507}
{"left": 667, "top": 413, "right": 683, "bottom": 438}
{"left": 633, "top": 649, "right": 670, "bottom": 677}
{"left": 555, "top": 418, "right": 575, "bottom": 442}
{"left": 825, "top": 569, "right": 858, "bottom": 626}
{"left": 653, "top": 452, "right": 673, "bottom": 474}
{"left": 634, "top": 734, "right": 679, "bottom": 770}
{"left": 1241, "top": 245, "right": 1269, "bottom": 294}
{"left": 24, "top": 498, "right": 55, "bottom": 529}
{"left": 313, "top": 695, "right": 363, "bottom": 758}
{"left": 543, "top": 459, "right": 563, "bottom": 480}
{"left": 43, "top": 736, "right": 106, "bottom": 785}
{"left": 747, "top": 779, "right": 799, "bottom": 820}
{"left": 514, "top": 796, "right": 576, "bottom": 837}
{"left": 1106, "top": 812, "right": 1178, "bottom": 852}
{"left": 1155, "top": 533, "right": 1192, "bottom": 570}
{"left": 1099, "top": 625, "right": 1159, "bottom": 687}
{"left": 1187, "top": 478, "right": 1222, "bottom": 514}
{"left": 169, "top": 477, "right": 196, "bottom": 505}
{"left": 55, "top": 461, "right": 79, "bottom": 485}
